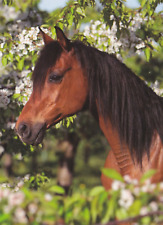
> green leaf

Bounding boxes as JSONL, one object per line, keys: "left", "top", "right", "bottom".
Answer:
{"left": 2, "top": 55, "right": 8, "bottom": 66}
{"left": 101, "top": 168, "right": 124, "bottom": 182}
{"left": 55, "top": 121, "right": 62, "bottom": 129}
{"left": 141, "top": 216, "right": 151, "bottom": 224}
{"left": 144, "top": 47, "right": 150, "bottom": 62}
{"left": 7, "top": 52, "right": 13, "bottom": 61}
{"left": 12, "top": 93, "right": 20, "bottom": 99}
{"left": 30, "top": 145, "right": 35, "bottom": 152}
{"left": 49, "top": 185, "right": 65, "bottom": 195}
{"left": 89, "top": 186, "right": 105, "bottom": 197}
{"left": 82, "top": 207, "right": 91, "bottom": 224}
{"left": 141, "top": 0, "right": 146, "bottom": 7}
{"left": 76, "top": 7, "right": 85, "bottom": 16}
{"left": 116, "top": 208, "right": 128, "bottom": 220}
{"left": 0, "top": 213, "right": 10, "bottom": 223}
{"left": 140, "top": 169, "right": 156, "bottom": 183}
{"left": 67, "top": 14, "right": 73, "bottom": 28}
{"left": 2, "top": 0, "right": 13, "bottom": 6}
{"left": 160, "top": 38, "right": 163, "bottom": 47}
{"left": 128, "top": 200, "right": 142, "bottom": 217}
{"left": 0, "top": 176, "right": 8, "bottom": 183}
{"left": 91, "top": 196, "right": 98, "bottom": 223}
{"left": 17, "top": 57, "right": 24, "bottom": 71}
{"left": 102, "top": 192, "right": 118, "bottom": 223}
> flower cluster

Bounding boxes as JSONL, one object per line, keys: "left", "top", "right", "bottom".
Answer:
{"left": 12, "top": 27, "right": 51, "bottom": 57}
{"left": 0, "top": 1, "right": 51, "bottom": 110}
{"left": 0, "top": 179, "right": 39, "bottom": 224}
{"left": 119, "top": 188, "right": 134, "bottom": 209}
{"left": 0, "top": 26, "right": 52, "bottom": 108}
{"left": 83, "top": 16, "right": 163, "bottom": 96}
{"left": 0, "top": 88, "right": 11, "bottom": 108}
{"left": 151, "top": 81, "right": 163, "bottom": 97}
{"left": 0, "top": 173, "right": 51, "bottom": 224}
{"left": 84, "top": 13, "right": 147, "bottom": 58}
{"left": 17, "top": 27, "right": 41, "bottom": 54}
{"left": 0, "top": 175, "right": 162, "bottom": 224}
{"left": 1, "top": 4, "right": 19, "bottom": 22}
{"left": 14, "top": 70, "right": 33, "bottom": 105}
{"left": 0, "top": 185, "right": 26, "bottom": 223}
{"left": 111, "top": 174, "right": 163, "bottom": 218}
{"left": 0, "top": 69, "right": 32, "bottom": 107}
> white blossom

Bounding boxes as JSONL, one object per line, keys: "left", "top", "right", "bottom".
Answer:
{"left": 0, "top": 183, "right": 11, "bottom": 188}
{"left": 83, "top": 13, "right": 148, "bottom": 57}
{"left": 8, "top": 192, "right": 24, "bottom": 207}
{"left": 13, "top": 26, "right": 50, "bottom": 57}
{"left": 28, "top": 203, "right": 38, "bottom": 214}
{"left": 45, "top": 193, "right": 53, "bottom": 201}
{"left": 123, "top": 175, "right": 138, "bottom": 187}
{"left": 0, "top": 188, "right": 10, "bottom": 201}
{"left": 15, "top": 153, "right": 23, "bottom": 160}
{"left": 2, "top": 5, "right": 19, "bottom": 21}
{"left": 118, "top": 189, "right": 134, "bottom": 209}
{"left": 140, "top": 206, "right": 149, "bottom": 215}
{"left": 0, "top": 89, "right": 10, "bottom": 108}
{"left": 160, "top": 182, "right": 163, "bottom": 190}
{"left": 136, "top": 42, "right": 146, "bottom": 49}
{"left": 152, "top": 81, "right": 163, "bottom": 96}
{"left": 141, "top": 180, "right": 156, "bottom": 192}
{"left": 111, "top": 180, "right": 125, "bottom": 191}
{"left": 14, "top": 208, "right": 28, "bottom": 224}
{"left": 14, "top": 69, "right": 32, "bottom": 105}
{"left": 149, "top": 201, "right": 158, "bottom": 212}
{"left": 0, "top": 145, "right": 4, "bottom": 155}
{"left": 24, "top": 174, "right": 30, "bottom": 181}
{"left": 133, "top": 186, "right": 140, "bottom": 196}
{"left": 7, "top": 122, "right": 15, "bottom": 130}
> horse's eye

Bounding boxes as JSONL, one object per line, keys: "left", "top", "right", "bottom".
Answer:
{"left": 48, "top": 73, "right": 63, "bottom": 83}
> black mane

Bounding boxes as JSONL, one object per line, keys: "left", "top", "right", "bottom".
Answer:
{"left": 72, "top": 41, "right": 163, "bottom": 164}
{"left": 32, "top": 41, "right": 63, "bottom": 90}
{"left": 33, "top": 39, "right": 163, "bottom": 164}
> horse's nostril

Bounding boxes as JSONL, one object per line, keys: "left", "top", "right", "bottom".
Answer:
{"left": 18, "top": 123, "right": 31, "bottom": 139}
{"left": 19, "top": 124, "right": 26, "bottom": 133}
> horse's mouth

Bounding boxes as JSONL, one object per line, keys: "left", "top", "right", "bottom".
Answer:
{"left": 33, "top": 126, "right": 46, "bottom": 146}
{"left": 32, "top": 114, "right": 62, "bottom": 145}
{"left": 33, "top": 114, "right": 63, "bottom": 144}
{"left": 46, "top": 113, "right": 63, "bottom": 129}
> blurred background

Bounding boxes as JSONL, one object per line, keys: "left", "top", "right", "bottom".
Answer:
{"left": 0, "top": 0, "right": 163, "bottom": 194}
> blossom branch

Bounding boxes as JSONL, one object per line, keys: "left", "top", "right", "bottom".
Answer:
{"left": 95, "top": 210, "right": 163, "bottom": 225}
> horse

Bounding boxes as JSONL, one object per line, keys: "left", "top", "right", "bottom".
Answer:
{"left": 15, "top": 26, "right": 163, "bottom": 190}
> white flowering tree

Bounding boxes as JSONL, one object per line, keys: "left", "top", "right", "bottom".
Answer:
{"left": 0, "top": 0, "right": 163, "bottom": 224}
{"left": 0, "top": 1, "right": 46, "bottom": 180}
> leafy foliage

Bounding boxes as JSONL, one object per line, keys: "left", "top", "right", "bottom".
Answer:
{"left": 0, "top": 171, "right": 163, "bottom": 225}
{"left": 0, "top": 0, "right": 163, "bottom": 224}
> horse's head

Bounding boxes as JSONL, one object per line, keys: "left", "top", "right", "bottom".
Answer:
{"left": 15, "top": 27, "right": 88, "bottom": 145}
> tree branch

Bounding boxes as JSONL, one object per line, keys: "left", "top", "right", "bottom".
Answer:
{"left": 0, "top": 85, "right": 15, "bottom": 90}
{"left": 95, "top": 211, "right": 163, "bottom": 225}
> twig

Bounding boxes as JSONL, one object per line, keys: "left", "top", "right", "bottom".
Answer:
{"left": 95, "top": 211, "right": 163, "bottom": 225}
{"left": 0, "top": 85, "right": 15, "bottom": 90}
{"left": 157, "top": 220, "right": 163, "bottom": 225}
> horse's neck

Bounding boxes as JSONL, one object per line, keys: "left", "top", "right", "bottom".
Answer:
{"left": 98, "top": 115, "right": 139, "bottom": 178}
{"left": 99, "top": 115, "right": 163, "bottom": 182}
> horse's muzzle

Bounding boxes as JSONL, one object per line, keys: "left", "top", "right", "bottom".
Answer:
{"left": 16, "top": 122, "right": 46, "bottom": 145}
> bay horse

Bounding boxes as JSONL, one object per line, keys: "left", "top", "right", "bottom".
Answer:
{"left": 15, "top": 26, "right": 163, "bottom": 190}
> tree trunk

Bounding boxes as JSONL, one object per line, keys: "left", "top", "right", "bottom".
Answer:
{"left": 57, "top": 132, "right": 79, "bottom": 194}
{"left": 3, "top": 153, "right": 13, "bottom": 177}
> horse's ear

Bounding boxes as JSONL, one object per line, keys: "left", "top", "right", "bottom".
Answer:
{"left": 39, "top": 27, "right": 54, "bottom": 45}
{"left": 55, "top": 26, "right": 71, "bottom": 51}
